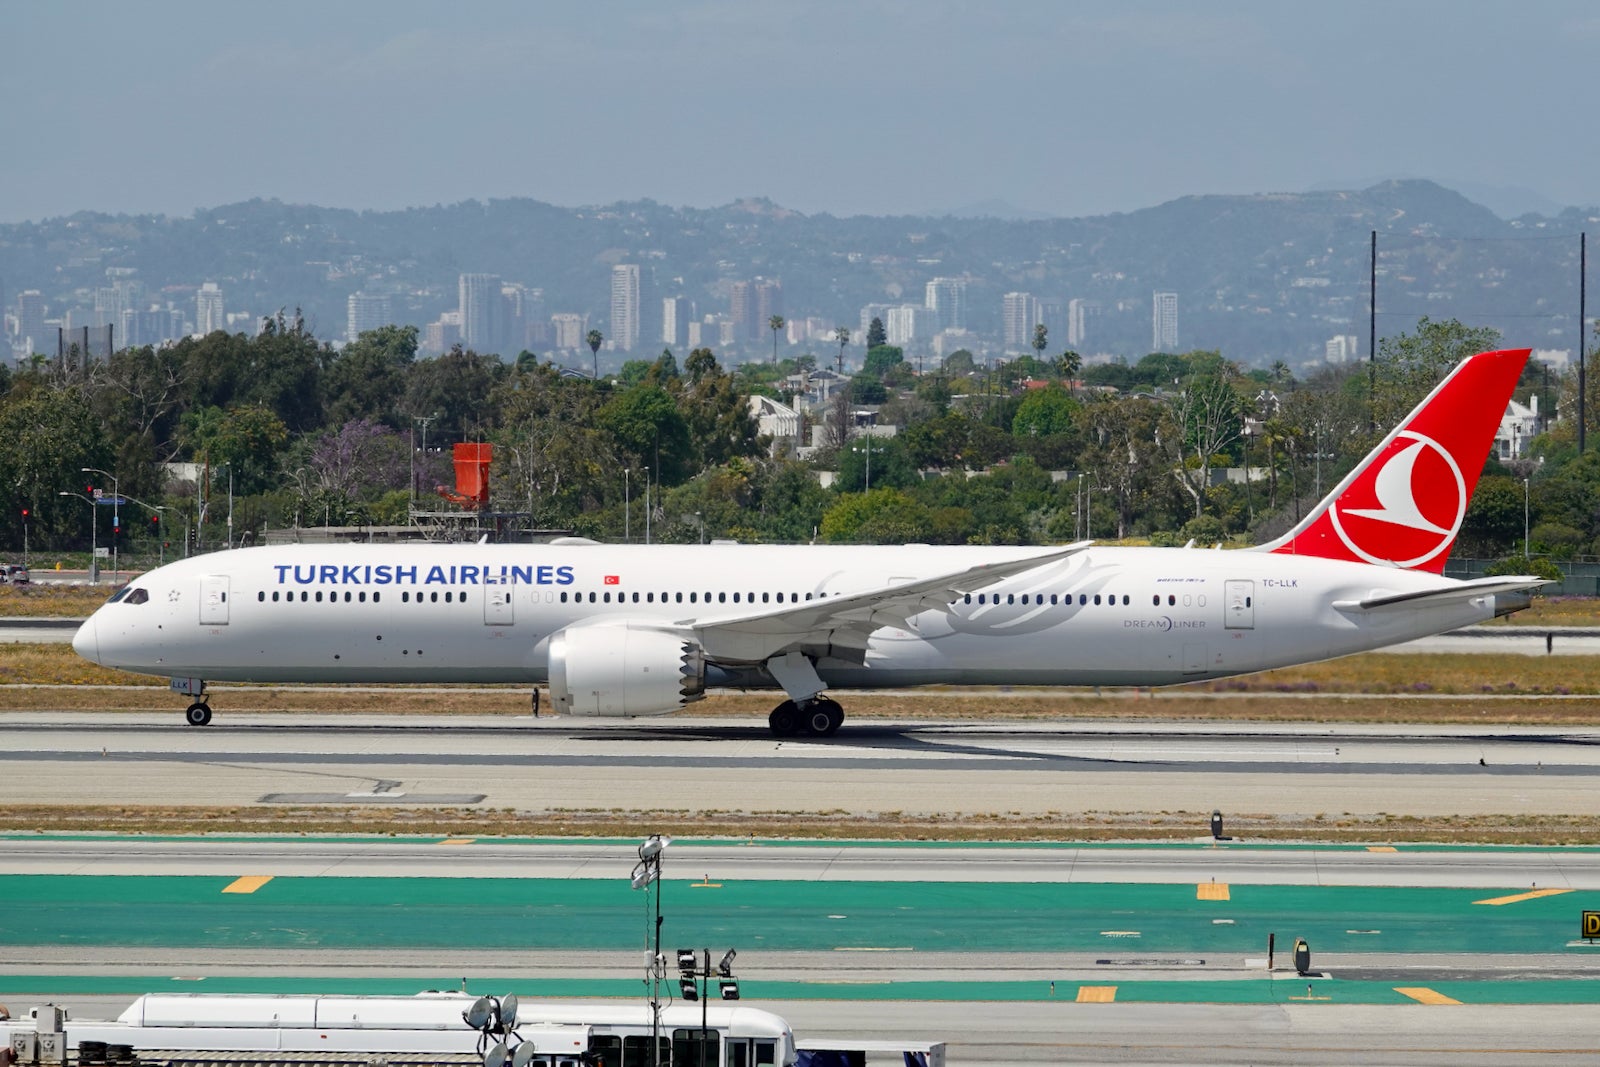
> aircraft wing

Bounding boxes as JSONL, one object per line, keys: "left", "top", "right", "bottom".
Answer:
{"left": 683, "top": 542, "right": 1092, "bottom": 663}
{"left": 1333, "top": 575, "right": 1550, "bottom": 612}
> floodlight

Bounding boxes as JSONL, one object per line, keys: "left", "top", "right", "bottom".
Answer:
{"left": 679, "top": 978, "right": 699, "bottom": 1001}
{"left": 677, "top": 949, "right": 698, "bottom": 974}
{"left": 638, "top": 834, "right": 669, "bottom": 860}
{"left": 464, "top": 997, "right": 494, "bottom": 1031}
{"left": 719, "top": 980, "right": 740, "bottom": 1001}
{"left": 486, "top": 1042, "right": 509, "bottom": 1067}
{"left": 718, "top": 949, "right": 737, "bottom": 977}
{"left": 631, "top": 868, "right": 657, "bottom": 890}
{"left": 512, "top": 1043, "right": 539, "bottom": 1067}
{"left": 500, "top": 995, "right": 518, "bottom": 1031}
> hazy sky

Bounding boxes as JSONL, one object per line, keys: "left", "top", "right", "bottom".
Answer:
{"left": 3, "top": 1, "right": 1595, "bottom": 224}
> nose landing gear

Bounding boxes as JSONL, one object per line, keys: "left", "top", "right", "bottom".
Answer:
{"left": 171, "top": 677, "right": 212, "bottom": 726}
{"left": 184, "top": 702, "right": 213, "bottom": 726}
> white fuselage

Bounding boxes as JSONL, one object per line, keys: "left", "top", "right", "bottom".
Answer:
{"left": 76, "top": 542, "right": 1495, "bottom": 696}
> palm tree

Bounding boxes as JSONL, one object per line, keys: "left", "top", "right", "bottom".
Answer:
{"left": 834, "top": 326, "right": 850, "bottom": 375}
{"left": 585, "top": 329, "right": 603, "bottom": 379}
{"left": 1032, "top": 323, "right": 1048, "bottom": 364}
{"left": 769, "top": 315, "right": 785, "bottom": 365}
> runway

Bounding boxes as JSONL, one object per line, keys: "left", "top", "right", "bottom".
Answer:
{"left": 5, "top": 711, "right": 1600, "bottom": 820}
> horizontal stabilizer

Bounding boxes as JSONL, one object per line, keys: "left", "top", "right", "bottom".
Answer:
{"left": 1333, "top": 575, "right": 1549, "bottom": 613}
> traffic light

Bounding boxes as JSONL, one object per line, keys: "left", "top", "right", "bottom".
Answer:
{"left": 151, "top": 514, "right": 160, "bottom": 530}
{"left": 20, "top": 508, "right": 28, "bottom": 521}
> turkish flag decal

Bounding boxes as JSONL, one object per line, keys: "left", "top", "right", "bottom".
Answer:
{"left": 604, "top": 575, "right": 620, "bottom": 585}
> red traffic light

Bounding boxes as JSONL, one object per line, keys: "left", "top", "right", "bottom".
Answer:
{"left": 20, "top": 508, "right": 28, "bottom": 518}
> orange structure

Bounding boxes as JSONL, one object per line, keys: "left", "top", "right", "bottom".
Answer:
{"left": 435, "top": 442, "right": 492, "bottom": 508}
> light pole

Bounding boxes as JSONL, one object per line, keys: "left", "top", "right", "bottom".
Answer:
{"left": 1524, "top": 477, "right": 1531, "bottom": 560}
{"left": 851, "top": 439, "right": 879, "bottom": 492}
{"left": 82, "top": 467, "right": 119, "bottom": 581}
{"left": 675, "top": 948, "right": 739, "bottom": 1067}
{"left": 630, "top": 834, "right": 669, "bottom": 1067}
{"left": 58, "top": 491, "right": 97, "bottom": 583}
{"left": 624, "top": 468, "right": 631, "bottom": 543}
{"left": 643, "top": 467, "right": 652, "bottom": 545}
{"left": 694, "top": 511, "right": 704, "bottom": 544}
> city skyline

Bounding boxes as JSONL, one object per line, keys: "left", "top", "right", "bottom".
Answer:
{"left": 2, "top": 3, "right": 1597, "bottom": 226}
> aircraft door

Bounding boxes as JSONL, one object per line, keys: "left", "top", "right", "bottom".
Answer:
{"left": 1224, "top": 579, "right": 1254, "bottom": 629}
{"left": 484, "top": 578, "right": 514, "bottom": 626}
{"left": 199, "top": 576, "right": 229, "bottom": 625}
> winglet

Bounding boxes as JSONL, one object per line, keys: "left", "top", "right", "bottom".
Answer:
{"left": 1259, "top": 348, "right": 1530, "bottom": 574}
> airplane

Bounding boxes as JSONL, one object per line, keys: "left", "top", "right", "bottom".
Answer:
{"left": 72, "top": 347, "right": 1544, "bottom": 738}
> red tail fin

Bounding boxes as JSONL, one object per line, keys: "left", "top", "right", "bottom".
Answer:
{"left": 1261, "top": 348, "right": 1529, "bottom": 574}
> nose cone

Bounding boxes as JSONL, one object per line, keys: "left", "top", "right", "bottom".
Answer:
{"left": 72, "top": 615, "right": 100, "bottom": 664}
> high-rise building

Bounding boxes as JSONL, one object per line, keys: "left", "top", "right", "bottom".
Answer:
{"left": 729, "top": 281, "right": 756, "bottom": 343}
{"left": 1151, "top": 291, "right": 1179, "bottom": 352}
{"left": 662, "top": 296, "right": 689, "bottom": 348}
{"left": 754, "top": 279, "right": 783, "bottom": 340}
{"left": 346, "top": 291, "right": 393, "bottom": 343}
{"left": 550, "top": 313, "right": 584, "bottom": 350}
{"left": 16, "top": 290, "right": 46, "bottom": 355}
{"left": 925, "top": 277, "right": 967, "bottom": 331}
{"left": 458, "top": 273, "right": 502, "bottom": 353}
{"left": 1067, "top": 298, "right": 1101, "bottom": 348}
{"left": 886, "top": 304, "right": 937, "bottom": 347}
{"left": 1325, "top": 335, "right": 1359, "bottom": 364}
{"left": 196, "top": 282, "right": 226, "bottom": 335}
{"left": 610, "top": 264, "right": 641, "bottom": 352}
{"left": 1001, "top": 292, "right": 1038, "bottom": 349}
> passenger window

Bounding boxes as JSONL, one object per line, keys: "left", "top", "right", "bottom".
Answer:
{"left": 373, "top": 592, "right": 380, "bottom": 603}
{"left": 402, "top": 592, "right": 410, "bottom": 603}
{"left": 272, "top": 591, "right": 279, "bottom": 602}
{"left": 632, "top": 592, "right": 640, "bottom": 603}
{"left": 603, "top": 592, "right": 611, "bottom": 603}
{"left": 675, "top": 592, "right": 683, "bottom": 603}
{"left": 1169, "top": 594, "right": 1176, "bottom": 606}
{"left": 316, "top": 591, "right": 323, "bottom": 603}
{"left": 1122, "top": 595, "right": 1129, "bottom": 605}
{"left": 359, "top": 591, "right": 366, "bottom": 603}
{"left": 1050, "top": 594, "right": 1058, "bottom": 605}
{"left": 1093, "top": 594, "right": 1101, "bottom": 605}
{"left": 345, "top": 591, "right": 353, "bottom": 603}
{"left": 257, "top": 591, "right": 265, "bottom": 602}
{"left": 430, "top": 591, "right": 438, "bottom": 603}
{"left": 964, "top": 594, "right": 971, "bottom": 604}
{"left": 300, "top": 591, "right": 308, "bottom": 602}
{"left": 762, "top": 592, "right": 770, "bottom": 603}
{"left": 1152, "top": 595, "right": 1159, "bottom": 606}
{"left": 445, "top": 591, "right": 453, "bottom": 603}
{"left": 718, "top": 592, "right": 726, "bottom": 603}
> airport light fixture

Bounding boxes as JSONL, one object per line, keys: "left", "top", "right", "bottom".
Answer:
{"left": 630, "top": 835, "right": 670, "bottom": 1067}
{"left": 82, "top": 467, "right": 120, "bottom": 581}
{"left": 676, "top": 946, "right": 740, "bottom": 1065}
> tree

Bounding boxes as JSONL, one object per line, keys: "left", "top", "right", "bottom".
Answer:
{"left": 863, "top": 344, "right": 904, "bottom": 379}
{"left": 769, "top": 315, "right": 785, "bottom": 365}
{"left": 323, "top": 324, "right": 417, "bottom": 429}
{"left": 1054, "top": 349, "right": 1082, "bottom": 382}
{"left": 866, "top": 316, "right": 886, "bottom": 349}
{"left": 1011, "top": 386, "right": 1079, "bottom": 437}
{"left": 1032, "top": 323, "right": 1048, "bottom": 362}
{"left": 834, "top": 326, "right": 851, "bottom": 374}
{"left": 1166, "top": 361, "right": 1245, "bottom": 518}
{"left": 819, "top": 487, "right": 931, "bottom": 543}
{"left": 586, "top": 329, "right": 604, "bottom": 379}
{"left": 600, "top": 384, "right": 692, "bottom": 485}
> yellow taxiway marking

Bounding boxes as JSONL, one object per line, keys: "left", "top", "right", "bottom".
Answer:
{"left": 1473, "top": 888, "right": 1571, "bottom": 906}
{"left": 1395, "top": 987, "right": 1463, "bottom": 1005}
{"left": 691, "top": 876, "right": 722, "bottom": 888}
{"left": 1196, "top": 882, "right": 1230, "bottom": 901}
{"left": 1367, "top": 846, "right": 1398, "bottom": 852}
{"left": 222, "top": 876, "right": 272, "bottom": 894}
{"left": 1075, "top": 986, "right": 1117, "bottom": 1003}
{"left": 438, "top": 838, "right": 476, "bottom": 846}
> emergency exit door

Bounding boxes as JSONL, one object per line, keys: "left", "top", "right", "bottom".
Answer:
{"left": 199, "top": 576, "right": 229, "bottom": 625}
{"left": 484, "top": 580, "right": 514, "bottom": 625}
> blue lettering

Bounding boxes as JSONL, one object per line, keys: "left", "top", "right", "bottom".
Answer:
{"left": 342, "top": 565, "right": 362, "bottom": 584}
{"left": 536, "top": 564, "right": 554, "bottom": 585}
{"left": 319, "top": 565, "right": 339, "bottom": 584}
{"left": 461, "top": 565, "right": 480, "bottom": 584}
{"left": 363, "top": 565, "right": 372, "bottom": 583}
{"left": 274, "top": 565, "right": 291, "bottom": 584}
{"left": 293, "top": 565, "right": 317, "bottom": 585}
{"left": 425, "top": 565, "right": 447, "bottom": 585}
{"left": 374, "top": 565, "right": 393, "bottom": 585}
{"left": 556, "top": 565, "right": 575, "bottom": 585}
{"left": 512, "top": 565, "right": 535, "bottom": 586}
{"left": 448, "top": 566, "right": 458, "bottom": 584}
{"left": 395, "top": 565, "right": 417, "bottom": 584}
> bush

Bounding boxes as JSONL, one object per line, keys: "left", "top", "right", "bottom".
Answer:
{"left": 1178, "top": 514, "right": 1227, "bottom": 545}
{"left": 1484, "top": 555, "right": 1564, "bottom": 584}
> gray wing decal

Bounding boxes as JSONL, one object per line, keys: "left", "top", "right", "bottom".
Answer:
{"left": 683, "top": 542, "right": 1092, "bottom": 664}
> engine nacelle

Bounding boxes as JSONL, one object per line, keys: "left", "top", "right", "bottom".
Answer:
{"left": 548, "top": 622, "right": 706, "bottom": 717}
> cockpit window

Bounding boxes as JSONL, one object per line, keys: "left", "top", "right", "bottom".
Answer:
{"left": 123, "top": 587, "right": 149, "bottom": 605}
{"left": 106, "top": 587, "right": 130, "bottom": 604}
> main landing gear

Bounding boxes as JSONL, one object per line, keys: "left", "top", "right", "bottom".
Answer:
{"left": 768, "top": 697, "right": 843, "bottom": 738}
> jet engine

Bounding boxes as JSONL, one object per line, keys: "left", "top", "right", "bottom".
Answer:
{"left": 548, "top": 622, "right": 707, "bottom": 716}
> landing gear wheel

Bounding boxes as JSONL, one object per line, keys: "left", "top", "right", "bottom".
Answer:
{"left": 804, "top": 698, "right": 844, "bottom": 738}
{"left": 768, "top": 701, "right": 800, "bottom": 738}
{"left": 184, "top": 702, "right": 213, "bottom": 727}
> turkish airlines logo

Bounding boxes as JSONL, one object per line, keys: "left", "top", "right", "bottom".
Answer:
{"left": 1329, "top": 430, "right": 1466, "bottom": 568}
